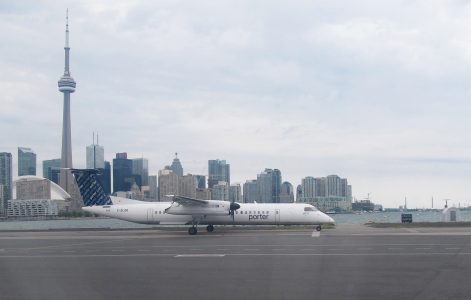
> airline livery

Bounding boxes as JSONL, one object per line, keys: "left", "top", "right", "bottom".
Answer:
{"left": 72, "top": 169, "right": 335, "bottom": 235}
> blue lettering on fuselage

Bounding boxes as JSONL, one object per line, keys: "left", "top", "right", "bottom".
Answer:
{"left": 248, "top": 214, "right": 268, "bottom": 220}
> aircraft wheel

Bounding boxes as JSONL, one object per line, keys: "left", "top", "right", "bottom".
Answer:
{"left": 206, "top": 225, "right": 214, "bottom": 232}
{"left": 316, "top": 225, "right": 322, "bottom": 232}
{"left": 188, "top": 227, "right": 198, "bottom": 235}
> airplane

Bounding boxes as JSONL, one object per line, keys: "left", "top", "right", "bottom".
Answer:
{"left": 71, "top": 169, "right": 335, "bottom": 235}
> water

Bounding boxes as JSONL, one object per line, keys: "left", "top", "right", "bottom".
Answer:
{"left": 1, "top": 211, "right": 471, "bottom": 231}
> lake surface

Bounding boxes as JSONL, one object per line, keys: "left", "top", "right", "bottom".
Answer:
{"left": 1, "top": 210, "right": 471, "bottom": 231}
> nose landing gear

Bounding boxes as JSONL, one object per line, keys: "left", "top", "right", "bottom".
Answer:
{"left": 315, "top": 225, "right": 322, "bottom": 231}
{"left": 206, "top": 225, "right": 214, "bottom": 232}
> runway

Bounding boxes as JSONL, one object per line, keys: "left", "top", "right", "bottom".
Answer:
{"left": 0, "top": 225, "right": 470, "bottom": 300}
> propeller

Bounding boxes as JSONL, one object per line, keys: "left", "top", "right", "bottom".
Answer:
{"left": 229, "top": 200, "right": 240, "bottom": 224}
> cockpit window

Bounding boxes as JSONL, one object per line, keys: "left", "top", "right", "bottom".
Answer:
{"left": 304, "top": 207, "right": 317, "bottom": 211}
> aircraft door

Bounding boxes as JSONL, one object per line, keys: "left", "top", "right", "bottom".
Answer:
{"left": 147, "top": 208, "right": 154, "bottom": 222}
{"left": 275, "top": 209, "right": 280, "bottom": 224}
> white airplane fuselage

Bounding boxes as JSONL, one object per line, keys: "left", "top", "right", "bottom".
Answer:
{"left": 82, "top": 197, "right": 335, "bottom": 226}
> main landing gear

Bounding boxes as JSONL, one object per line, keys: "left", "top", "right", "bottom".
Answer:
{"left": 316, "top": 225, "right": 322, "bottom": 231}
{"left": 188, "top": 227, "right": 198, "bottom": 235}
{"left": 206, "top": 225, "right": 214, "bottom": 232}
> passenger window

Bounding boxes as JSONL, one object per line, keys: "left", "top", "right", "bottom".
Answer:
{"left": 258, "top": 211, "right": 260, "bottom": 214}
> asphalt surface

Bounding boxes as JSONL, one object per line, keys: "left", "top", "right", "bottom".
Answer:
{"left": 0, "top": 225, "right": 470, "bottom": 300}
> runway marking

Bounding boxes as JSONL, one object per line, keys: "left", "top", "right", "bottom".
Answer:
{"left": 387, "top": 248, "right": 404, "bottom": 250}
{"left": 63, "top": 250, "right": 76, "bottom": 253}
{"left": 311, "top": 231, "right": 320, "bottom": 237}
{"left": 174, "top": 254, "right": 225, "bottom": 258}
{"left": 1, "top": 252, "right": 471, "bottom": 259}
{"left": 445, "top": 247, "right": 460, "bottom": 250}
{"left": 327, "top": 249, "right": 344, "bottom": 251}
{"left": 244, "top": 249, "right": 259, "bottom": 251}
{"left": 111, "top": 249, "right": 124, "bottom": 252}
{"left": 138, "top": 249, "right": 151, "bottom": 252}
{"left": 216, "top": 248, "right": 228, "bottom": 251}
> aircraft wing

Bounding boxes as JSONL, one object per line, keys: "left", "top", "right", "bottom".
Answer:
{"left": 170, "top": 195, "right": 210, "bottom": 207}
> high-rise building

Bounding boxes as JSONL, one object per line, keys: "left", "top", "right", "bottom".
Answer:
{"left": 256, "top": 168, "right": 282, "bottom": 203}
{"left": 148, "top": 175, "right": 158, "bottom": 200}
{"left": 58, "top": 10, "right": 77, "bottom": 195}
{"left": 0, "top": 152, "right": 13, "bottom": 214}
{"left": 42, "top": 159, "right": 61, "bottom": 185}
{"left": 170, "top": 153, "right": 183, "bottom": 177}
{"left": 18, "top": 147, "right": 36, "bottom": 176}
{"left": 208, "top": 159, "right": 230, "bottom": 188}
{"left": 158, "top": 169, "right": 178, "bottom": 201}
{"left": 179, "top": 174, "right": 197, "bottom": 198}
{"left": 280, "top": 181, "right": 294, "bottom": 203}
{"left": 301, "top": 176, "right": 315, "bottom": 201}
{"left": 299, "top": 174, "right": 352, "bottom": 212}
{"left": 98, "top": 161, "right": 111, "bottom": 195}
{"left": 132, "top": 158, "right": 149, "bottom": 187}
{"left": 243, "top": 179, "right": 258, "bottom": 203}
{"left": 113, "top": 153, "right": 134, "bottom": 193}
{"left": 211, "top": 181, "right": 229, "bottom": 201}
{"left": 86, "top": 142, "right": 104, "bottom": 169}
{"left": 229, "top": 183, "right": 242, "bottom": 203}
{"left": 195, "top": 175, "right": 206, "bottom": 189}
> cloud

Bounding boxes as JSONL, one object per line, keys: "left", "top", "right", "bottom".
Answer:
{"left": 1, "top": 1, "right": 471, "bottom": 208}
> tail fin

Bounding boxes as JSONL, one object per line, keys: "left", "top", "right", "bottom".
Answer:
{"left": 71, "top": 169, "right": 112, "bottom": 206}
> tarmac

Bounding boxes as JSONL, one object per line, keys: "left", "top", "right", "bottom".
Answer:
{"left": 0, "top": 224, "right": 470, "bottom": 300}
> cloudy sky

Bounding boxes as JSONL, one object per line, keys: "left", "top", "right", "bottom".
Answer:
{"left": 1, "top": 0, "right": 471, "bottom": 208}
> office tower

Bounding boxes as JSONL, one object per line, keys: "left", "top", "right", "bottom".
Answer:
{"left": 170, "top": 153, "right": 183, "bottom": 177}
{"left": 158, "top": 169, "right": 178, "bottom": 201}
{"left": 243, "top": 179, "right": 258, "bottom": 203}
{"left": 256, "top": 168, "right": 282, "bottom": 203}
{"left": 86, "top": 141, "right": 104, "bottom": 169}
{"left": 0, "top": 152, "right": 13, "bottom": 214}
{"left": 229, "top": 183, "right": 242, "bottom": 203}
{"left": 58, "top": 10, "right": 77, "bottom": 194}
{"left": 194, "top": 175, "right": 206, "bottom": 189}
{"left": 280, "top": 181, "right": 294, "bottom": 203}
{"left": 148, "top": 175, "right": 158, "bottom": 200}
{"left": 195, "top": 188, "right": 211, "bottom": 200}
{"left": 132, "top": 158, "right": 148, "bottom": 186}
{"left": 179, "top": 174, "right": 197, "bottom": 198}
{"left": 98, "top": 161, "right": 111, "bottom": 195}
{"left": 113, "top": 153, "right": 134, "bottom": 193}
{"left": 211, "top": 181, "right": 229, "bottom": 201}
{"left": 208, "top": 159, "right": 230, "bottom": 188}
{"left": 299, "top": 174, "right": 352, "bottom": 212}
{"left": 18, "top": 147, "right": 36, "bottom": 176}
{"left": 314, "top": 177, "right": 327, "bottom": 197}
{"left": 42, "top": 159, "right": 61, "bottom": 184}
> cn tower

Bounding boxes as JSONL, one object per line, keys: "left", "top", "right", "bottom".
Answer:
{"left": 58, "top": 9, "right": 76, "bottom": 193}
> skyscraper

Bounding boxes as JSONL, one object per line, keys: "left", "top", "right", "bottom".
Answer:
{"left": 170, "top": 153, "right": 183, "bottom": 177}
{"left": 256, "top": 168, "right": 282, "bottom": 203}
{"left": 208, "top": 159, "right": 230, "bottom": 188}
{"left": 99, "top": 161, "right": 111, "bottom": 195}
{"left": 113, "top": 153, "right": 134, "bottom": 193}
{"left": 42, "top": 159, "right": 61, "bottom": 185}
{"left": 243, "top": 179, "right": 258, "bottom": 203}
{"left": 229, "top": 183, "right": 242, "bottom": 203}
{"left": 158, "top": 169, "right": 178, "bottom": 201}
{"left": 58, "top": 10, "right": 76, "bottom": 194}
{"left": 0, "top": 152, "right": 13, "bottom": 215}
{"left": 132, "top": 158, "right": 149, "bottom": 187}
{"left": 86, "top": 142, "right": 104, "bottom": 169}
{"left": 280, "top": 182, "right": 294, "bottom": 203}
{"left": 18, "top": 147, "right": 36, "bottom": 176}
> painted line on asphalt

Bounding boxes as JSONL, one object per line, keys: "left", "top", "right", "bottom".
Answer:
{"left": 174, "top": 254, "right": 226, "bottom": 258}
{"left": 0, "top": 252, "right": 471, "bottom": 259}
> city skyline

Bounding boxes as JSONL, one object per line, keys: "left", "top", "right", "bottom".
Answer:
{"left": 1, "top": 2, "right": 471, "bottom": 208}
